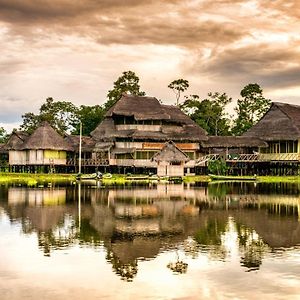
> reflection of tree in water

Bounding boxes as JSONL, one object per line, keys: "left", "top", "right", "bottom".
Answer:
{"left": 236, "top": 223, "right": 269, "bottom": 272}
{"left": 192, "top": 219, "right": 227, "bottom": 260}
{"left": 37, "top": 217, "right": 103, "bottom": 256}
{"left": 37, "top": 218, "right": 77, "bottom": 256}
{"left": 106, "top": 249, "right": 138, "bottom": 282}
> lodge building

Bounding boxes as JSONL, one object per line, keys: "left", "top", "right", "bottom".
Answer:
{"left": 1, "top": 95, "right": 300, "bottom": 175}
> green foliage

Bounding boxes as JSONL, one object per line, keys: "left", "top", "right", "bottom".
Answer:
{"left": 181, "top": 92, "right": 232, "bottom": 136}
{"left": 105, "top": 71, "right": 145, "bottom": 111}
{"left": 232, "top": 83, "right": 271, "bottom": 135}
{"left": 194, "top": 219, "right": 227, "bottom": 245}
{"left": 0, "top": 127, "right": 8, "bottom": 143}
{"left": 72, "top": 105, "right": 104, "bottom": 135}
{"left": 20, "top": 97, "right": 78, "bottom": 134}
{"left": 168, "top": 79, "right": 189, "bottom": 105}
{"left": 208, "top": 159, "right": 228, "bottom": 175}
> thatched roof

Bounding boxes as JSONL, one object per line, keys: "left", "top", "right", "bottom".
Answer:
{"left": 92, "top": 95, "right": 208, "bottom": 142}
{"left": 106, "top": 94, "right": 170, "bottom": 120}
{"left": 2, "top": 131, "right": 29, "bottom": 150}
{"left": 64, "top": 135, "right": 96, "bottom": 152}
{"left": 244, "top": 102, "right": 300, "bottom": 141}
{"left": 201, "top": 136, "right": 268, "bottom": 148}
{"left": 152, "top": 141, "right": 189, "bottom": 163}
{"left": 21, "top": 122, "right": 72, "bottom": 151}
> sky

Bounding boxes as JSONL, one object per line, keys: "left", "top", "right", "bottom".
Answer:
{"left": 0, "top": 0, "right": 300, "bottom": 132}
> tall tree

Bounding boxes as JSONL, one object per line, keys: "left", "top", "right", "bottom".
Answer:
{"left": 72, "top": 105, "right": 104, "bottom": 136}
{"left": 0, "top": 127, "right": 8, "bottom": 143}
{"left": 181, "top": 92, "right": 232, "bottom": 136}
{"left": 105, "top": 71, "right": 145, "bottom": 111}
{"left": 20, "top": 97, "right": 78, "bottom": 134}
{"left": 168, "top": 79, "right": 189, "bottom": 106}
{"left": 232, "top": 83, "right": 271, "bottom": 135}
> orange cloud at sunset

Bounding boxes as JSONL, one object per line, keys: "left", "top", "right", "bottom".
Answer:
{"left": 0, "top": 0, "right": 299, "bottom": 130}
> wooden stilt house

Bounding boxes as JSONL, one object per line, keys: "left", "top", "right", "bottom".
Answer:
{"left": 90, "top": 94, "right": 208, "bottom": 171}
{"left": 151, "top": 141, "right": 189, "bottom": 177}
{"left": 4, "top": 122, "right": 72, "bottom": 170}
{"left": 243, "top": 102, "right": 300, "bottom": 161}
{"left": 19, "top": 122, "right": 72, "bottom": 166}
{"left": 2, "top": 131, "right": 29, "bottom": 165}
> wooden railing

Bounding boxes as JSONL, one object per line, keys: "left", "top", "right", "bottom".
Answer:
{"left": 259, "top": 153, "right": 300, "bottom": 161}
{"left": 195, "top": 152, "right": 300, "bottom": 166}
{"left": 67, "top": 158, "right": 109, "bottom": 166}
{"left": 226, "top": 154, "right": 259, "bottom": 162}
{"left": 196, "top": 154, "right": 220, "bottom": 165}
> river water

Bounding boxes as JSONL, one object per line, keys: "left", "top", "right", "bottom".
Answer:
{"left": 0, "top": 181, "right": 300, "bottom": 300}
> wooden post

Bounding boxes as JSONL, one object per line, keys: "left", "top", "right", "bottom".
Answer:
{"left": 79, "top": 121, "right": 82, "bottom": 174}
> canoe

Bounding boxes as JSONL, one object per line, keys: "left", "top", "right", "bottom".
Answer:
{"left": 76, "top": 172, "right": 101, "bottom": 180}
{"left": 102, "top": 173, "right": 112, "bottom": 179}
{"left": 209, "top": 174, "right": 257, "bottom": 181}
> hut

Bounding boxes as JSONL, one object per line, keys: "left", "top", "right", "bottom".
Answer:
{"left": 19, "top": 121, "right": 72, "bottom": 166}
{"left": 2, "top": 131, "right": 29, "bottom": 165}
{"left": 243, "top": 102, "right": 300, "bottom": 161}
{"left": 151, "top": 141, "right": 189, "bottom": 177}
{"left": 90, "top": 94, "right": 207, "bottom": 172}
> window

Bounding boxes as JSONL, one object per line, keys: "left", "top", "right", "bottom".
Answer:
{"left": 115, "top": 153, "right": 133, "bottom": 159}
{"left": 135, "top": 151, "right": 156, "bottom": 159}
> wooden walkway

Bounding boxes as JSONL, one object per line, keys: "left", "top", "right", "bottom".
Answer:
{"left": 196, "top": 153, "right": 299, "bottom": 166}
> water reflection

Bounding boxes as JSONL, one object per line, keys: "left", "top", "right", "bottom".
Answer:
{"left": 0, "top": 182, "right": 300, "bottom": 283}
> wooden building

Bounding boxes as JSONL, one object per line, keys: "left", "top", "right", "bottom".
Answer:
{"left": 2, "top": 131, "right": 29, "bottom": 165}
{"left": 4, "top": 122, "right": 72, "bottom": 171}
{"left": 3, "top": 98, "right": 300, "bottom": 175}
{"left": 151, "top": 141, "right": 189, "bottom": 177}
{"left": 90, "top": 94, "right": 208, "bottom": 172}
{"left": 243, "top": 102, "right": 300, "bottom": 161}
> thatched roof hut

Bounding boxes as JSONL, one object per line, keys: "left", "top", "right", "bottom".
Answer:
{"left": 2, "top": 131, "right": 29, "bottom": 150}
{"left": 21, "top": 122, "right": 72, "bottom": 151}
{"left": 152, "top": 141, "right": 189, "bottom": 163}
{"left": 91, "top": 94, "right": 208, "bottom": 142}
{"left": 201, "top": 136, "right": 268, "bottom": 148}
{"left": 243, "top": 102, "right": 300, "bottom": 141}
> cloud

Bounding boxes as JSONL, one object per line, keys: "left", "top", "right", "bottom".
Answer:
{"left": 0, "top": 0, "right": 245, "bottom": 48}
{"left": 0, "top": 0, "right": 299, "bottom": 131}
{"left": 184, "top": 42, "right": 300, "bottom": 93}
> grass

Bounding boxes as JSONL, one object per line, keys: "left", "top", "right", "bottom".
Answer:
{"left": 1, "top": 172, "right": 300, "bottom": 186}
{"left": 0, "top": 172, "right": 76, "bottom": 186}
{"left": 256, "top": 176, "right": 300, "bottom": 183}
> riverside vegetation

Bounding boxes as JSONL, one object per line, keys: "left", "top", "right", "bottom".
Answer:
{"left": 1, "top": 172, "right": 300, "bottom": 186}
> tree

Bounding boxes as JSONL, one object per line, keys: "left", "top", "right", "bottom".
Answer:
{"left": 72, "top": 105, "right": 104, "bottom": 136}
{"left": 20, "top": 97, "right": 78, "bottom": 134}
{"left": 0, "top": 127, "right": 8, "bottom": 143}
{"left": 180, "top": 92, "right": 232, "bottom": 136}
{"left": 232, "top": 83, "right": 271, "bottom": 135}
{"left": 168, "top": 79, "right": 189, "bottom": 106}
{"left": 105, "top": 71, "right": 145, "bottom": 111}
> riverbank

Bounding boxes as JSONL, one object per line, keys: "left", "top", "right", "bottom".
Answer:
{"left": 0, "top": 173, "right": 76, "bottom": 186}
{"left": 0, "top": 173, "right": 300, "bottom": 186}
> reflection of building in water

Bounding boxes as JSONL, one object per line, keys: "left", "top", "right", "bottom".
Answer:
{"left": 1, "top": 183, "right": 300, "bottom": 278}
{"left": 8, "top": 188, "right": 67, "bottom": 206}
